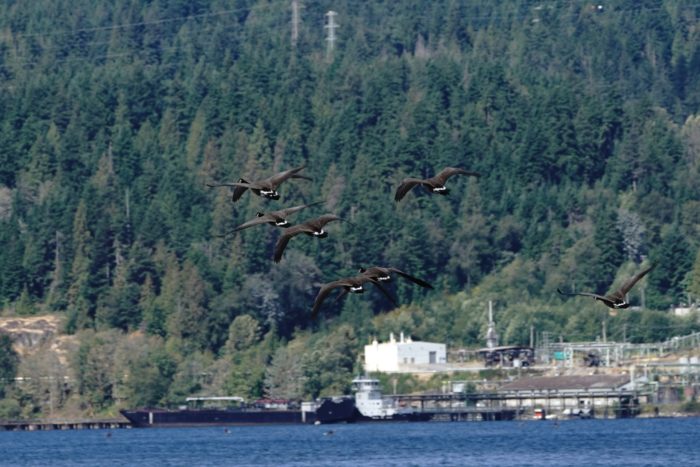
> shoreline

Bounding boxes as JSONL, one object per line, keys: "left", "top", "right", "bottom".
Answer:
{"left": 2, "top": 408, "right": 699, "bottom": 431}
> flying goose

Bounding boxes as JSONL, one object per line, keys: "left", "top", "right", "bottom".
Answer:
{"left": 273, "top": 214, "right": 345, "bottom": 263}
{"left": 394, "top": 167, "right": 480, "bottom": 202}
{"left": 207, "top": 166, "right": 311, "bottom": 202}
{"left": 359, "top": 266, "right": 434, "bottom": 289}
{"left": 557, "top": 264, "right": 655, "bottom": 309}
{"left": 218, "top": 202, "right": 323, "bottom": 236}
{"left": 311, "top": 274, "right": 397, "bottom": 320}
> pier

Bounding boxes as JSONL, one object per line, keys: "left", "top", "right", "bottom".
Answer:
{"left": 386, "top": 374, "right": 650, "bottom": 420}
{"left": 423, "top": 406, "right": 521, "bottom": 422}
{"left": 0, "top": 418, "right": 131, "bottom": 431}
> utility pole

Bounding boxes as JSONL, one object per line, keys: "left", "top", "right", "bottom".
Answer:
{"left": 602, "top": 320, "right": 607, "bottom": 344}
{"left": 541, "top": 331, "right": 551, "bottom": 365}
{"left": 324, "top": 10, "right": 338, "bottom": 61}
{"left": 291, "top": 0, "right": 301, "bottom": 47}
{"left": 125, "top": 188, "right": 130, "bottom": 221}
{"left": 485, "top": 300, "right": 499, "bottom": 349}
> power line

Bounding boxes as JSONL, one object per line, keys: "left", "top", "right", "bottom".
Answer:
{"left": 8, "top": 0, "right": 698, "bottom": 43}
{"left": 0, "top": 14, "right": 289, "bottom": 73}
{"left": 2, "top": 0, "right": 700, "bottom": 78}
{"left": 10, "top": 3, "right": 279, "bottom": 39}
{"left": 0, "top": 2, "right": 300, "bottom": 73}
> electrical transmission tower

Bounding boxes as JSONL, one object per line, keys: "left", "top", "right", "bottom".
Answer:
{"left": 291, "top": 0, "right": 301, "bottom": 47}
{"left": 324, "top": 10, "right": 338, "bottom": 61}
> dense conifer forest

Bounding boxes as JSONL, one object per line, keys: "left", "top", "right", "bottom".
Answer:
{"left": 1, "top": 0, "right": 700, "bottom": 417}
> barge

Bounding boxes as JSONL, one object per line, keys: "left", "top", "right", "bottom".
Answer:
{"left": 120, "top": 376, "right": 518, "bottom": 427}
{"left": 120, "top": 396, "right": 320, "bottom": 427}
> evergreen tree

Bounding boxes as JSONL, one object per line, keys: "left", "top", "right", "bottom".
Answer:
{"left": 592, "top": 203, "right": 625, "bottom": 294}
{"left": 0, "top": 334, "right": 19, "bottom": 398}
{"left": 0, "top": 221, "right": 25, "bottom": 302}
{"left": 66, "top": 200, "right": 94, "bottom": 332}
{"left": 647, "top": 225, "right": 693, "bottom": 309}
{"left": 689, "top": 248, "right": 700, "bottom": 303}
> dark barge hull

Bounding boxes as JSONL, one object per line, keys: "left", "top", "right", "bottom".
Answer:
{"left": 120, "top": 408, "right": 317, "bottom": 428}
{"left": 121, "top": 400, "right": 519, "bottom": 427}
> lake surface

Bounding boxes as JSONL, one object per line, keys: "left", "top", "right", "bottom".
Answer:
{"left": 1, "top": 417, "right": 697, "bottom": 466}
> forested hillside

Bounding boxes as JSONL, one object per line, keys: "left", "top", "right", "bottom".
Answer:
{"left": 1, "top": 0, "right": 700, "bottom": 417}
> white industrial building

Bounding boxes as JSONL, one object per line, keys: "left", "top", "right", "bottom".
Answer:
{"left": 364, "top": 332, "right": 447, "bottom": 373}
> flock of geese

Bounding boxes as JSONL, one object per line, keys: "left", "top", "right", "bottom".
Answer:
{"left": 208, "top": 165, "right": 655, "bottom": 320}
{"left": 208, "top": 165, "right": 479, "bottom": 319}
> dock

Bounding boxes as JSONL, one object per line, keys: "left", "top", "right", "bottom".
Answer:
{"left": 388, "top": 376, "right": 648, "bottom": 420}
{"left": 422, "top": 406, "right": 521, "bottom": 422}
{"left": 0, "top": 418, "right": 131, "bottom": 431}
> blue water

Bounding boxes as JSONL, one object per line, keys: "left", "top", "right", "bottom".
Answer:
{"left": 1, "top": 418, "right": 698, "bottom": 466}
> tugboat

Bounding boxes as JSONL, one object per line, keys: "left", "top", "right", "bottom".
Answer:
{"left": 352, "top": 376, "right": 430, "bottom": 421}
{"left": 315, "top": 376, "right": 431, "bottom": 423}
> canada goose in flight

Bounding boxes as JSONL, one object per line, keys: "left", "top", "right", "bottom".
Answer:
{"left": 311, "top": 274, "right": 397, "bottom": 320}
{"left": 557, "top": 264, "right": 655, "bottom": 309}
{"left": 359, "top": 266, "right": 434, "bottom": 289}
{"left": 394, "top": 167, "right": 480, "bottom": 202}
{"left": 207, "top": 166, "right": 311, "bottom": 202}
{"left": 273, "top": 214, "right": 345, "bottom": 263}
{"left": 218, "top": 202, "right": 323, "bottom": 236}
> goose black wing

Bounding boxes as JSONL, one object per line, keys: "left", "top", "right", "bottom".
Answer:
{"left": 557, "top": 288, "right": 604, "bottom": 299}
{"left": 226, "top": 214, "right": 274, "bottom": 234}
{"left": 311, "top": 214, "right": 343, "bottom": 228}
{"left": 273, "top": 224, "right": 315, "bottom": 262}
{"left": 358, "top": 266, "right": 385, "bottom": 279}
{"left": 206, "top": 182, "right": 237, "bottom": 188}
{"left": 366, "top": 278, "right": 398, "bottom": 307}
{"left": 388, "top": 268, "right": 433, "bottom": 289}
{"left": 206, "top": 182, "right": 253, "bottom": 202}
{"left": 433, "top": 167, "right": 480, "bottom": 185}
{"left": 616, "top": 264, "right": 655, "bottom": 296}
{"left": 311, "top": 279, "right": 353, "bottom": 320}
{"left": 394, "top": 178, "right": 424, "bottom": 201}
{"left": 557, "top": 288, "right": 615, "bottom": 306}
{"left": 267, "top": 166, "right": 311, "bottom": 188}
{"left": 277, "top": 201, "right": 324, "bottom": 217}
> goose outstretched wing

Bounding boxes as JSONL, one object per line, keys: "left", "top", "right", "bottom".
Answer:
{"left": 616, "top": 264, "right": 655, "bottom": 297}
{"left": 432, "top": 167, "right": 480, "bottom": 185}
{"left": 394, "top": 178, "right": 425, "bottom": 201}
{"left": 387, "top": 267, "right": 434, "bottom": 289}
{"left": 267, "top": 166, "right": 312, "bottom": 188}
